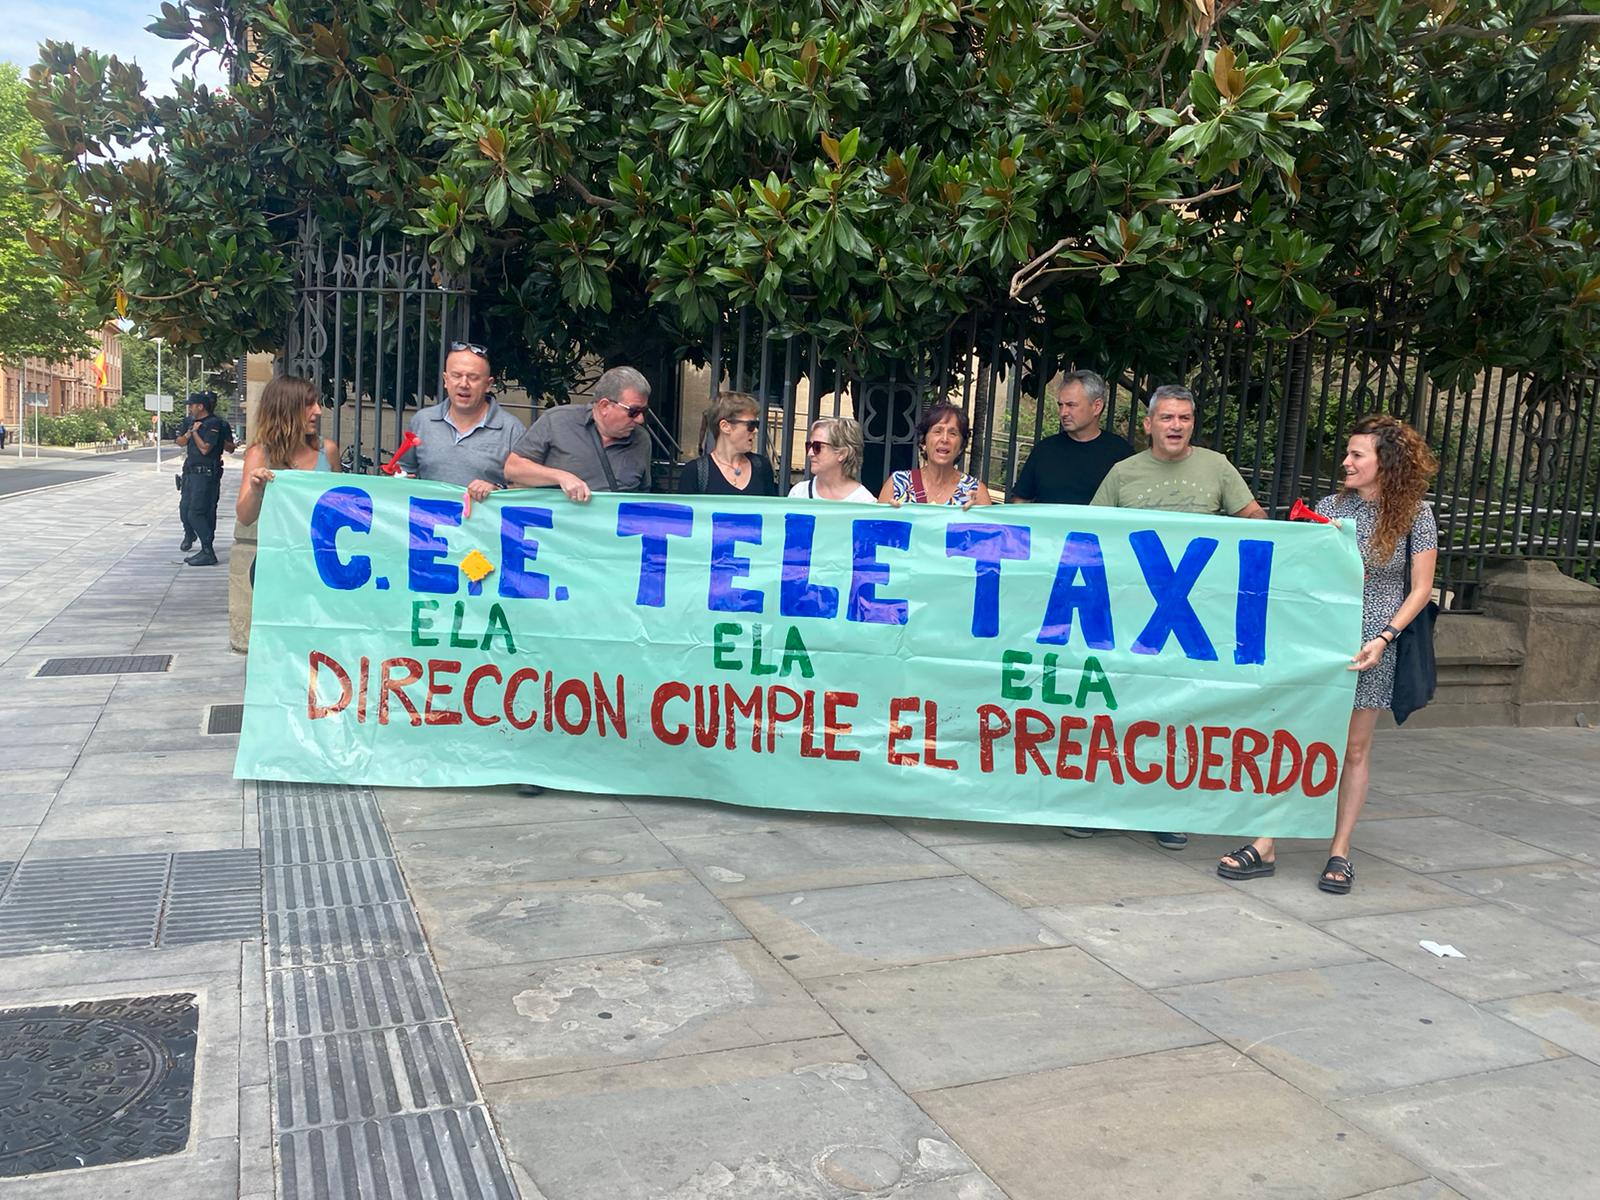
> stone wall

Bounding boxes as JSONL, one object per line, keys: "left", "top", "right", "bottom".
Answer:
{"left": 1394, "top": 560, "right": 1600, "bottom": 729}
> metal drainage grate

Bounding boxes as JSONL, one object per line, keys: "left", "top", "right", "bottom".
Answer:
{"left": 204, "top": 703, "right": 244, "bottom": 735}
{"left": 0, "top": 850, "right": 263, "bottom": 956}
{"left": 34, "top": 655, "right": 172, "bottom": 678}
{"left": 0, "top": 993, "right": 199, "bottom": 1177}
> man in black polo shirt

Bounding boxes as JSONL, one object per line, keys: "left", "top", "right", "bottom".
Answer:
{"left": 176, "top": 391, "right": 233, "bottom": 566}
{"left": 1009, "top": 370, "right": 1134, "bottom": 506}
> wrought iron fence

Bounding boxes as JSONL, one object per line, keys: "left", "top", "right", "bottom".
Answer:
{"left": 282, "top": 215, "right": 475, "bottom": 472}
{"left": 278, "top": 218, "right": 1597, "bottom": 611}
{"left": 700, "top": 307, "right": 1600, "bottom": 611}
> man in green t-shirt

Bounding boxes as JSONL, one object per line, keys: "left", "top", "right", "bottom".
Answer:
{"left": 1073, "top": 384, "right": 1266, "bottom": 850}
{"left": 1091, "top": 385, "right": 1266, "bottom": 517}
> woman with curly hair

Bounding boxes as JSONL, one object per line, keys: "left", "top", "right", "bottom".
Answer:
{"left": 236, "top": 375, "right": 340, "bottom": 526}
{"left": 1218, "top": 414, "right": 1437, "bottom": 894}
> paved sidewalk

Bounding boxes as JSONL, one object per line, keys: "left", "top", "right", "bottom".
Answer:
{"left": 1, "top": 463, "right": 1598, "bottom": 1199}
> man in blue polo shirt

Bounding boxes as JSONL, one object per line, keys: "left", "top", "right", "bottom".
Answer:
{"left": 394, "top": 341, "right": 526, "bottom": 502}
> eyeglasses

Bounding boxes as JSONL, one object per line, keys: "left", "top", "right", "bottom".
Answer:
{"left": 805, "top": 440, "right": 833, "bottom": 454}
{"left": 727, "top": 418, "right": 760, "bottom": 432}
{"left": 608, "top": 398, "right": 648, "bottom": 420}
{"left": 448, "top": 341, "right": 489, "bottom": 359}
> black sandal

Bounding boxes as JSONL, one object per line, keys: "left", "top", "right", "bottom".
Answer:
{"left": 1318, "top": 855, "right": 1354, "bottom": 894}
{"left": 1217, "top": 844, "right": 1275, "bottom": 880}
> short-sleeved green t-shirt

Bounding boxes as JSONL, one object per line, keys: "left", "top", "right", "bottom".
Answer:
{"left": 1090, "top": 446, "right": 1257, "bottom": 515}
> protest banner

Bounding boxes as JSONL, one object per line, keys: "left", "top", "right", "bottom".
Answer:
{"left": 235, "top": 472, "right": 1363, "bottom": 837}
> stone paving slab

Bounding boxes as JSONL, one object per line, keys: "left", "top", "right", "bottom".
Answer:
{"left": 1319, "top": 903, "right": 1600, "bottom": 1001}
{"left": 1435, "top": 860, "right": 1600, "bottom": 936}
{"left": 1484, "top": 986, "right": 1600, "bottom": 1064}
{"left": 659, "top": 819, "right": 962, "bottom": 898}
{"left": 1334, "top": 1056, "right": 1600, "bottom": 1200}
{"left": 624, "top": 793, "right": 835, "bottom": 840}
{"left": 1033, "top": 890, "right": 1369, "bottom": 988}
{"left": 411, "top": 871, "right": 744, "bottom": 970}
{"left": 1346, "top": 1182, "right": 1470, "bottom": 1200}
{"left": 814, "top": 946, "right": 1212, "bottom": 1092}
{"left": 374, "top": 784, "right": 629, "bottom": 831}
{"left": 444, "top": 937, "right": 840, "bottom": 1083}
{"left": 1159, "top": 960, "right": 1565, "bottom": 1100}
{"left": 935, "top": 832, "right": 1233, "bottom": 907}
{"left": 728, "top": 875, "right": 1067, "bottom": 979}
{"left": 485, "top": 1035, "right": 1006, "bottom": 1200}
{"left": 1213, "top": 849, "right": 1481, "bottom": 920}
{"left": 918, "top": 1043, "right": 1426, "bottom": 1200}
{"left": 1354, "top": 815, "right": 1567, "bottom": 873}
{"left": 394, "top": 816, "right": 680, "bottom": 890}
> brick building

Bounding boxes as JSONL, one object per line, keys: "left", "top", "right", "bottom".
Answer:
{"left": 1, "top": 326, "right": 124, "bottom": 428}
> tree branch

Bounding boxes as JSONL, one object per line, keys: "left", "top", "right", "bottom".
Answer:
{"left": 564, "top": 174, "right": 625, "bottom": 212}
{"left": 1404, "top": 14, "right": 1600, "bottom": 47}
{"left": 1156, "top": 180, "right": 1241, "bottom": 205}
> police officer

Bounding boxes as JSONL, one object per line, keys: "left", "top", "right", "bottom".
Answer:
{"left": 176, "top": 391, "right": 233, "bottom": 566}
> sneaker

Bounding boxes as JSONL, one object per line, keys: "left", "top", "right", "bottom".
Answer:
{"left": 1059, "top": 827, "right": 1096, "bottom": 838}
{"left": 180, "top": 536, "right": 195, "bottom": 551}
{"left": 517, "top": 783, "right": 544, "bottom": 797}
{"left": 1152, "top": 831, "right": 1189, "bottom": 850}
{"left": 185, "top": 549, "right": 219, "bottom": 566}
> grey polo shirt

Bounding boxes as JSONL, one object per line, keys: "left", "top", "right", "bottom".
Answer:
{"left": 395, "top": 398, "right": 526, "bottom": 488}
{"left": 511, "top": 403, "right": 653, "bottom": 492}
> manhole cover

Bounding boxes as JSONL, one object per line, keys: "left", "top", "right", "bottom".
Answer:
{"left": 33, "top": 656, "right": 172, "bottom": 678}
{"left": 0, "top": 994, "right": 198, "bottom": 1177}
{"left": 204, "top": 703, "right": 244, "bottom": 735}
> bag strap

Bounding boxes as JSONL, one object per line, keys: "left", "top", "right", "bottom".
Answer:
{"left": 697, "top": 454, "right": 709, "bottom": 492}
{"left": 910, "top": 469, "right": 929, "bottom": 504}
{"left": 808, "top": 476, "right": 814, "bottom": 498}
{"left": 587, "top": 417, "right": 621, "bottom": 492}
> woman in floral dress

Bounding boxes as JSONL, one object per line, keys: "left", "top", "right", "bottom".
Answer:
{"left": 1218, "top": 414, "right": 1438, "bottom": 894}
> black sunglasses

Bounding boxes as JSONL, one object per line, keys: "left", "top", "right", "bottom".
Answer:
{"left": 726, "top": 418, "right": 760, "bottom": 432}
{"left": 805, "top": 440, "right": 833, "bottom": 454}
{"left": 449, "top": 341, "right": 489, "bottom": 358}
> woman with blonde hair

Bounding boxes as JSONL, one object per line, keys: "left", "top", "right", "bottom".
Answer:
{"left": 1218, "top": 414, "right": 1438, "bottom": 894}
{"left": 236, "top": 375, "right": 340, "bottom": 525}
{"left": 677, "top": 390, "right": 777, "bottom": 495}
{"left": 790, "top": 417, "right": 874, "bottom": 501}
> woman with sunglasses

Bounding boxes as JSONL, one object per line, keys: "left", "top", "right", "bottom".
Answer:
{"left": 790, "top": 417, "right": 874, "bottom": 501}
{"left": 878, "top": 401, "right": 993, "bottom": 508}
{"left": 677, "top": 391, "right": 778, "bottom": 496}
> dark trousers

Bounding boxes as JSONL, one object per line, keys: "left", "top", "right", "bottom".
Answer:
{"left": 180, "top": 464, "right": 222, "bottom": 552}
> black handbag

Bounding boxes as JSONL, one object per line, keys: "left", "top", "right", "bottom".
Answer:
{"left": 1390, "top": 527, "right": 1438, "bottom": 725}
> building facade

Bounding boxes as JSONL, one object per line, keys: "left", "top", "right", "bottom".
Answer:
{"left": 1, "top": 326, "right": 124, "bottom": 428}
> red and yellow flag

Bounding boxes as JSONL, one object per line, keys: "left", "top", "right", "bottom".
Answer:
{"left": 92, "top": 351, "right": 108, "bottom": 389}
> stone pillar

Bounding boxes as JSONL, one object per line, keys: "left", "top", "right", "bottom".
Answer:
{"left": 229, "top": 518, "right": 257, "bottom": 654}
{"left": 1480, "top": 559, "right": 1600, "bottom": 725}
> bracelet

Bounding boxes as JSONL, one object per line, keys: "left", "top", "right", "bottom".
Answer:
{"left": 1381, "top": 623, "right": 1401, "bottom": 639}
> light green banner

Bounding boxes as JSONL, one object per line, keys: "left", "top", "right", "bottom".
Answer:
{"left": 236, "top": 472, "right": 1362, "bottom": 836}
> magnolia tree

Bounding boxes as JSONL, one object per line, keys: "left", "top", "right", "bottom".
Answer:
{"left": 2, "top": 63, "right": 87, "bottom": 368}
{"left": 24, "top": 0, "right": 1600, "bottom": 391}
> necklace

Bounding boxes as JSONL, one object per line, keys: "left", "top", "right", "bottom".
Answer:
{"left": 712, "top": 453, "right": 745, "bottom": 479}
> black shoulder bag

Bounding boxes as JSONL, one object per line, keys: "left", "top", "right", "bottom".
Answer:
{"left": 587, "top": 421, "right": 623, "bottom": 492}
{"left": 1390, "top": 525, "right": 1439, "bottom": 725}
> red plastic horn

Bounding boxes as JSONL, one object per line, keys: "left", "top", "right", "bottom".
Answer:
{"left": 1288, "top": 498, "right": 1331, "bottom": 524}
{"left": 381, "top": 430, "right": 422, "bottom": 475}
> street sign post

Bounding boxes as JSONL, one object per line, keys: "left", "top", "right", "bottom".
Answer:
{"left": 24, "top": 392, "right": 48, "bottom": 458}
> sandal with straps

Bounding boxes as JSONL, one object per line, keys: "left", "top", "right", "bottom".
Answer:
{"left": 1318, "top": 855, "right": 1355, "bottom": 894}
{"left": 1217, "top": 843, "right": 1275, "bottom": 880}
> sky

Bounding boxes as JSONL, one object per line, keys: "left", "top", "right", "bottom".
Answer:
{"left": 3, "top": 0, "right": 228, "bottom": 94}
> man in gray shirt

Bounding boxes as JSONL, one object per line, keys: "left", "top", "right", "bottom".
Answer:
{"left": 395, "top": 341, "right": 526, "bottom": 501}
{"left": 504, "top": 366, "right": 653, "bottom": 500}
